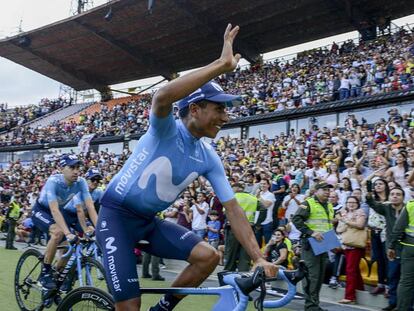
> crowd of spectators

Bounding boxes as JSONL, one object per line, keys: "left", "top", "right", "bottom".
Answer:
{"left": 0, "top": 98, "right": 70, "bottom": 134}
{"left": 1, "top": 26, "right": 414, "bottom": 147}
{"left": 0, "top": 99, "right": 413, "bottom": 309}
{"left": 0, "top": 95, "right": 150, "bottom": 146}
{"left": 219, "top": 27, "right": 414, "bottom": 116}
{"left": 1, "top": 105, "right": 414, "bottom": 299}
{"left": 2, "top": 26, "right": 414, "bottom": 309}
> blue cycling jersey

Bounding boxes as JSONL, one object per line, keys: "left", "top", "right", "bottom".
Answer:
{"left": 102, "top": 111, "right": 234, "bottom": 217}
{"left": 38, "top": 174, "right": 91, "bottom": 209}
{"left": 63, "top": 188, "right": 104, "bottom": 214}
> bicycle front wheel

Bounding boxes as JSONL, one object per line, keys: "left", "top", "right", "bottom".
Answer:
{"left": 14, "top": 248, "right": 44, "bottom": 311}
{"left": 57, "top": 287, "right": 114, "bottom": 311}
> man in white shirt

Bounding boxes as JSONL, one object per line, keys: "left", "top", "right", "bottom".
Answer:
{"left": 255, "top": 179, "right": 276, "bottom": 246}
{"left": 190, "top": 192, "right": 209, "bottom": 239}
{"left": 282, "top": 183, "right": 305, "bottom": 221}
{"left": 305, "top": 157, "right": 327, "bottom": 190}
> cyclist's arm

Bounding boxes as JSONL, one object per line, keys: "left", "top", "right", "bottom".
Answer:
{"left": 75, "top": 203, "right": 89, "bottom": 233}
{"left": 83, "top": 197, "right": 97, "bottom": 227}
{"left": 49, "top": 200, "right": 71, "bottom": 237}
{"left": 79, "top": 178, "right": 97, "bottom": 226}
{"left": 151, "top": 24, "right": 240, "bottom": 118}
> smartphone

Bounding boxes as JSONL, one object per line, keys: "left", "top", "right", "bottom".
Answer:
{"left": 367, "top": 180, "right": 373, "bottom": 192}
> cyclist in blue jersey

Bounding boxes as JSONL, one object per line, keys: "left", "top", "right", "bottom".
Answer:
{"left": 96, "top": 24, "right": 277, "bottom": 311}
{"left": 63, "top": 167, "right": 104, "bottom": 217}
{"left": 32, "top": 154, "right": 98, "bottom": 289}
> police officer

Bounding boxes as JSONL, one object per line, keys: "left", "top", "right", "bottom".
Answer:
{"left": 5, "top": 193, "right": 22, "bottom": 250}
{"left": 292, "top": 182, "right": 334, "bottom": 311}
{"left": 367, "top": 186, "right": 405, "bottom": 311}
{"left": 224, "top": 182, "right": 266, "bottom": 271}
{"left": 388, "top": 200, "right": 414, "bottom": 311}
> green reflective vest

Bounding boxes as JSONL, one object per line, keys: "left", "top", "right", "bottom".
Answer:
{"left": 305, "top": 197, "right": 334, "bottom": 233}
{"left": 405, "top": 201, "right": 414, "bottom": 238}
{"left": 9, "top": 201, "right": 20, "bottom": 220}
{"left": 234, "top": 192, "right": 258, "bottom": 224}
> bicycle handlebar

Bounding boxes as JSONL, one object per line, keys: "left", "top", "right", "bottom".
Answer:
{"left": 58, "top": 244, "right": 74, "bottom": 258}
{"left": 221, "top": 261, "right": 307, "bottom": 310}
{"left": 57, "top": 235, "right": 96, "bottom": 258}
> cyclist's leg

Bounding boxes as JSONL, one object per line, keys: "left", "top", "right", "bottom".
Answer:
{"left": 143, "top": 219, "right": 219, "bottom": 311}
{"left": 144, "top": 218, "right": 220, "bottom": 285}
{"left": 44, "top": 224, "right": 65, "bottom": 264}
{"left": 32, "top": 204, "right": 63, "bottom": 288}
{"left": 174, "top": 241, "right": 220, "bottom": 285}
{"left": 54, "top": 212, "right": 80, "bottom": 270}
{"left": 96, "top": 205, "right": 149, "bottom": 310}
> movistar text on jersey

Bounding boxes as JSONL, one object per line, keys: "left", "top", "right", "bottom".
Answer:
{"left": 115, "top": 148, "right": 149, "bottom": 195}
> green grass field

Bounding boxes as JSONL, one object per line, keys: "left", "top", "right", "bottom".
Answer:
{"left": 1, "top": 247, "right": 290, "bottom": 311}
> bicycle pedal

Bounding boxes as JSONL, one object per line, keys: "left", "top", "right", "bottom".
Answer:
{"left": 41, "top": 288, "right": 56, "bottom": 300}
{"left": 43, "top": 297, "right": 54, "bottom": 308}
{"left": 54, "top": 295, "right": 62, "bottom": 305}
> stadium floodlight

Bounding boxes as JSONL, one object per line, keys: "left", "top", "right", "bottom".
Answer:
{"left": 104, "top": 6, "right": 113, "bottom": 21}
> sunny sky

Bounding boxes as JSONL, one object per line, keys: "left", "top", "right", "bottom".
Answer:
{"left": 0, "top": 1, "right": 413, "bottom": 107}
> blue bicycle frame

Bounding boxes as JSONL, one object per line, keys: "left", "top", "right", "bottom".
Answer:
{"left": 59, "top": 240, "right": 97, "bottom": 288}
{"left": 139, "top": 269, "right": 296, "bottom": 311}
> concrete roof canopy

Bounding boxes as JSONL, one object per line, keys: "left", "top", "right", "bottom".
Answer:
{"left": 0, "top": 0, "right": 413, "bottom": 92}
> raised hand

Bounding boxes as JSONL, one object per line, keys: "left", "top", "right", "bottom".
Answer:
{"left": 219, "top": 24, "right": 241, "bottom": 72}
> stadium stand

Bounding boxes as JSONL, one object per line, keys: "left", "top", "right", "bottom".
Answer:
{"left": 27, "top": 101, "right": 93, "bottom": 129}
{"left": 1, "top": 26, "right": 414, "bottom": 147}
{"left": 0, "top": 98, "right": 69, "bottom": 133}
{"left": 2, "top": 1, "right": 414, "bottom": 309}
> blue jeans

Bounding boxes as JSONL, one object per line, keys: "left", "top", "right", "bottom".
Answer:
{"left": 350, "top": 86, "right": 361, "bottom": 97}
{"left": 192, "top": 229, "right": 206, "bottom": 240}
{"left": 339, "top": 88, "right": 350, "bottom": 100}
{"left": 388, "top": 258, "right": 401, "bottom": 306}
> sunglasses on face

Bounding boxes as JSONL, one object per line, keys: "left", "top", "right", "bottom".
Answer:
{"left": 90, "top": 177, "right": 102, "bottom": 183}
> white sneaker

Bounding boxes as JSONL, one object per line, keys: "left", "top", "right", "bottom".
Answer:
{"left": 329, "top": 277, "right": 339, "bottom": 289}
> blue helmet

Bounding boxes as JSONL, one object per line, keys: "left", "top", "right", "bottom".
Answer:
{"left": 59, "top": 154, "right": 82, "bottom": 167}
{"left": 177, "top": 81, "right": 242, "bottom": 111}
{"left": 85, "top": 167, "right": 102, "bottom": 180}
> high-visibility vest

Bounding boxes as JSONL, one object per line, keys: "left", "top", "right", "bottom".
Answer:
{"left": 9, "top": 201, "right": 20, "bottom": 220}
{"left": 305, "top": 197, "right": 334, "bottom": 233}
{"left": 235, "top": 192, "right": 258, "bottom": 224}
{"left": 404, "top": 201, "right": 414, "bottom": 239}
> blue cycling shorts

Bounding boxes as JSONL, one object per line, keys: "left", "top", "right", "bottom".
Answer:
{"left": 96, "top": 203, "right": 203, "bottom": 302}
{"left": 31, "top": 201, "right": 83, "bottom": 234}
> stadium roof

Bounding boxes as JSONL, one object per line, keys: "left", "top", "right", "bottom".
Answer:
{"left": 0, "top": 0, "right": 413, "bottom": 91}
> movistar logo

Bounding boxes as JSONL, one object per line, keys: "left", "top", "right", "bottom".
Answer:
{"left": 105, "top": 237, "right": 117, "bottom": 254}
{"left": 115, "top": 148, "right": 149, "bottom": 195}
{"left": 138, "top": 157, "right": 198, "bottom": 202}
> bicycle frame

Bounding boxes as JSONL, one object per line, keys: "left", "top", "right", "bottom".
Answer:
{"left": 83, "top": 239, "right": 105, "bottom": 280}
{"left": 138, "top": 270, "right": 296, "bottom": 311}
{"left": 55, "top": 261, "right": 305, "bottom": 311}
{"left": 57, "top": 241, "right": 95, "bottom": 288}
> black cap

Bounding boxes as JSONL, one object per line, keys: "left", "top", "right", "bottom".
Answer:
{"left": 315, "top": 182, "right": 334, "bottom": 190}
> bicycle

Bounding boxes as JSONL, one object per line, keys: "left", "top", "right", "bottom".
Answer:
{"left": 56, "top": 261, "right": 307, "bottom": 311}
{"left": 15, "top": 237, "right": 107, "bottom": 311}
